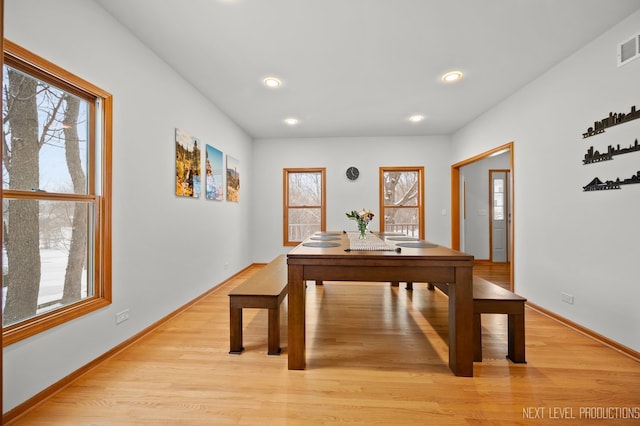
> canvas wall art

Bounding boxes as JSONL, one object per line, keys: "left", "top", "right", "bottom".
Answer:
{"left": 226, "top": 155, "right": 240, "bottom": 202}
{"left": 175, "top": 128, "right": 201, "bottom": 198}
{"left": 205, "top": 144, "right": 224, "bottom": 201}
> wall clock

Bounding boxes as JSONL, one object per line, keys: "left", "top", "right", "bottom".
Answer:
{"left": 346, "top": 166, "right": 360, "bottom": 181}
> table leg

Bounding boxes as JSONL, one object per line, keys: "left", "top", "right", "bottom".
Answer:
{"left": 288, "top": 263, "right": 306, "bottom": 369}
{"left": 448, "top": 266, "right": 474, "bottom": 376}
{"left": 229, "top": 306, "right": 244, "bottom": 354}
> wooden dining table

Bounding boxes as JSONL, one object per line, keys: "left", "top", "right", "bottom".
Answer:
{"left": 286, "top": 232, "right": 475, "bottom": 377}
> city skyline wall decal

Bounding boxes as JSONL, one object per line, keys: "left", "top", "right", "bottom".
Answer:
{"left": 583, "top": 138, "right": 640, "bottom": 164}
{"left": 583, "top": 171, "right": 640, "bottom": 191}
{"left": 582, "top": 105, "right": 639, "bottom": 139}
{"left": 580, "top": 103, "right": 639, "bottom": 193}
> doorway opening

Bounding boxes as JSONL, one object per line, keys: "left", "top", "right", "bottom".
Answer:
{"left": 451, "top": 142, "right": 514, "bottom": 290}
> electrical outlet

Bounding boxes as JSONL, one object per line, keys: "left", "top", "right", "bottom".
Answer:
{"left": 561, "top": 292, "right": 574, "bottom": 304}
{"left": 116, "top": 309, "right": 129, "bottom": 324}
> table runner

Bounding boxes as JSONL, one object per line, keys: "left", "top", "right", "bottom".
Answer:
{"left": 347, "top": 233, "right": 396, "bottom": 251}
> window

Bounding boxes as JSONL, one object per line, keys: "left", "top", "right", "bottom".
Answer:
{"left": 2, "top": 40, "right": 112, "bottom": 345}
{"left": 493, "top": 177, "right": 505, "bottom": 221}
{"left": 379, "top": 167, "right": 425, "bottom": 239}
{"left": 283, "top": 168, "right": 325, "bottom": 245}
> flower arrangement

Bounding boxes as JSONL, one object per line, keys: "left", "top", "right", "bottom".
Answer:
{"left": 346, "top": 209, "right": 375, "bottom": 239}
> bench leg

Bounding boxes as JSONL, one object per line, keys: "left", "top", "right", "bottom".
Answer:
{"left": 473, "top": 313, "right": 482, "bottom": 362}
{"left": 427, "top": 283, "right": 435, "bottom": 291}
{"left": 406, "top": 282, "right": 413, "bottom": 291}
{"left": 229, "top": 307, "right": 244, "bottom": 354}
{"left": 267, "top": 307, "right": 282, "bottom": 356}
{"left": 507, "top": 312, "right": 526, "bottom": 363}
{"left": 390, "top": 281, "right": 399, "bottom": 287}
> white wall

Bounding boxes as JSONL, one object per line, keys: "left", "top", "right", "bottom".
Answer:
{"left": 3, "top": 0, "right": 253, "bottom": 412}
{"left": 251, "top": 136, "right": 452, "bottom": 262}
{"left": 452, "top": 11, "right": 640, "bottom": 352}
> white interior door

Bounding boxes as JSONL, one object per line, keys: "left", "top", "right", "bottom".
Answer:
{"left": 460, "top": 176, "right": 466, "bottom": 252}
{"left": 490, "top": 170, "right": 510, "bottom": 262}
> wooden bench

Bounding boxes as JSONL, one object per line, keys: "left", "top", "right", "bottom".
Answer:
{"left": 394, "top": 277, "right": 526, "bottom": 363}
{"left": 228, "top": 255, "right": 288, "bottom": 356}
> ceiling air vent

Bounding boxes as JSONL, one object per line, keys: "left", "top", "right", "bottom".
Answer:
{"left": 617, "top": 32, "right": 640, "bottom": 66}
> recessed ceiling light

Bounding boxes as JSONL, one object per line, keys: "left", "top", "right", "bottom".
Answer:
{"left": 442, "top": 71, "right": 463, "bottom": 83}
{"left": 283, "top": 118, "right": 299, "bottom": 126}
{"left": 408, "top": 114, "right": 426, "bottom": 123}
{"left": 263, "top": 77, "right": 282, "bottom": 88}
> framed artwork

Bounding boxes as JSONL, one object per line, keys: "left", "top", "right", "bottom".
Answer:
{"left": 226, "top": 155, "right": 240, "bottom": 202}
{"left": 205, "top": 144, "right": 224, "bottom": 201}
{"left": 175, "top": 128, "right": 201, "bottom": 198}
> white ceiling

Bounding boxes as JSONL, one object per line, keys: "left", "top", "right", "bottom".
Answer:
{"left": 95, "top": 0, "right": 640, "bottom": 139}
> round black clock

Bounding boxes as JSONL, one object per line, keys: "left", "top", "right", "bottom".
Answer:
{"left": 346, "top": 166, "right": 359, "bottom": 181}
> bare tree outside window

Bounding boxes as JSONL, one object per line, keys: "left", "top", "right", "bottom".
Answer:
{"left": 2, "top": 65, "right": 90, "bottom": 325}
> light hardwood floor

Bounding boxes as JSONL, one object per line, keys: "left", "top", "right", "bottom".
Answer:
{"left": 473, "top": 261, "right": 511, "bottom": 289}
{"left": 6, "top": 264, "right": 640, "bottom": 425}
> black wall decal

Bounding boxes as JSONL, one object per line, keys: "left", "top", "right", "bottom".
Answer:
{"left": 582, "top": 105, "right": 639, "bottom": 139}
{"left": 583, "top": 138, "right": 640, "bottom": 164}
{"left": 583, "top": 171, "right": 640, "bottom": 191}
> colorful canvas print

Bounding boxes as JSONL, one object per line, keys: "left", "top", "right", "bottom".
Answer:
{"left": 205, "top": 144, "right": 224, "bottom": 201}
{"left": 175, "top": 128, "right": 201, "bottom": 198}
{"left": 226, "top": 155, "right": 240, "bottom": 202}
